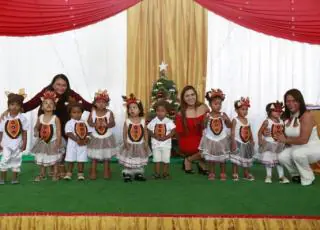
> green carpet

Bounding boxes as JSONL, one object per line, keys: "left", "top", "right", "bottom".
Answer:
{"left": 0, "top": 162, "right": 319, "bottom": 216}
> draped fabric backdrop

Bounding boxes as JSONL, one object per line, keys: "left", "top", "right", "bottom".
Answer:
{"left": 127, "top": 0, "right": 207, "bottom": 110}
{"left": 205, "top": 12, "right": 320, "bottom": 148}
{"left": 0, "top": 0, "right": 140, "bottom": 36}
{"left": 0, "top": 13, "right": 127, "bottom": 150}
{"left": 195, "top": 0, "right": 320, "bottom": 44}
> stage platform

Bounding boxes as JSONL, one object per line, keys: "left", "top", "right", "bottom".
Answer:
{"left": 0, "top": 162, "right": 319, "bottom": 229}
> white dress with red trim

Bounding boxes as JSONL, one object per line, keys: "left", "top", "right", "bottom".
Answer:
{"left": 117, "top": 118, "right": 151, "bottom": 168}
{"left": 199, "top": 114, "right": 230, "bottom": 162}
{"left": 87, "top": 110, "right": 118, "bottom": 160}
{"left": 229, "top": 117, "right": 255, "bottom": 167}
{"left": 258, "top": 118, "right": 285, "bottom": 167}
{"left": 31, "top": 115, "right": 63, "bottom": 166}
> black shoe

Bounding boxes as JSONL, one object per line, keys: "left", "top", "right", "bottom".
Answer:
{"left": 291, "top": 176, "right": 301, "bottom": 183}
{"left": 163, "top": 173, "right": 171, "bottom": 180}
{"left": 182, "top": 158, "right": 194, "bottom": 174}
{"left": 134, "top": 173, "right": 147, "bottom": 181}
{"left": 122, "top": 173, "right": 132, "bottom": 182}
{"left": 153, "top": 173, "right": 161, "bottom": 180}
{"left": 197, "top": 163, "right": 209, "bottom": 175}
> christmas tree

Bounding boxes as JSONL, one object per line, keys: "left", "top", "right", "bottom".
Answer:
{"left": 147, "top": 61, "right": 180, "bottom": 121}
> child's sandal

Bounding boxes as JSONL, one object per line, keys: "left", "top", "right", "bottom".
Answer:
{"left": 232, "top": 174, "right": 239, "bottom": 181}
{"left": 34, "top": 175, "right": 46, "bottom": 182}
{"left": 220, "top": 173, "right": 227, "bottom": 181}
{"left": 244, "top": 174, "right": 255, "bottom": 181}
{"left": 208, "top": 173, "right": 215, "bottom": 181}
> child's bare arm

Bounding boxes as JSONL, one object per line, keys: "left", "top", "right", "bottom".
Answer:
{"left": 55, "top": 117, "right": 62, "bottom": 147}
{"left": 107, "top": 111, "right": 115, "bottom": 128}
{"left": 230, "top": 119, "right": 237, "bottom": 151}
{"left": 21, "top": 131, "right": 27, "bottom": 151}
{"left": 87, "top": 112, "right": 95, "bottom": 127}
{"left": 258, "top": 120, "right": 268, "bottom": 146}
{"left": 223, "top": 112, "right": 232, "bottom": 128}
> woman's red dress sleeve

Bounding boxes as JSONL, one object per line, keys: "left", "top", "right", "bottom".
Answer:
{"left": 70, "top": 90, "right": 92, "bottom": 112}
{"left": 23, "top": 88, "right": 46, "bottom": 113}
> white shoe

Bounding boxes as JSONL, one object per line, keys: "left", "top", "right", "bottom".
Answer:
{"left": 64, "top": 173, "right": 72, "bottom": 180}
{"left": 279, "top": 177, "right": 290, "bottom": 184}
{"left": 265, "top": 177, "right": 272, "bottom": 183}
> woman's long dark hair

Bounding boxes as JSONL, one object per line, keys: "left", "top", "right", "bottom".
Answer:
{"left": 39, "top": 74, "right": 72, "bottom": 116}
{"left": 180, "top": 85, "right": 202, "bottom": 132}
{"left": 282, "top": 88, "right": 307, "bottom": 120}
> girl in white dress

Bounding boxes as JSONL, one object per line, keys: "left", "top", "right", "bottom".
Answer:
{"left": 32, "top": 90, "right": 63, "bottom": 181}
{"left": 230, "top": 97, "right": 255, "bottom": 181}
{"left": 87, "top": 90, "right": 117, "bottom": 180}
{"left": 258, "top": 101, "right": 289, "bottom": 184}
{"left": 199, "top": 89, "right": 231, "bottom": 181}
{"left": 118, "top": 94, "right": 150, "bottom": 182}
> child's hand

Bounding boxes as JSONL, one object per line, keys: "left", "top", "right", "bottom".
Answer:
{"left": 77, "top": 139, "right": 86, "bottom": 146}
{"left": 258, "top": 139, "right": 266, "bottom": 147}
{"left": 231, "top": 141, "right": 237, "bottom": 151}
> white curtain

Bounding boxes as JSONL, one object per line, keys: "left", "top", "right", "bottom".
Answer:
{"left": 0, "top": 12, "right": 127, "bottom": 151}
{"left": 206, "top": 12, "right": 320, "bottom": 146}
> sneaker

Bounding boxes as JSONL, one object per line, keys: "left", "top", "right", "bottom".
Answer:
{"left": 134, "top": 173, "right": 146, "bottom": 181}
{"left": 77, "top": 173, "right": 85, "bottom": 180}
{"left": 122, "top": 173, "right": 132, "bottom": 182}
{"left": 152, "top": 173, "right": 161, "bottom": 180}
{"left": 265, "top": 177, "right": 272, "bottom": 183}
{"left": 291, "top": 176, "right": 301, "bottom": 183}
{"left": 64, "top": 173, "right": 72, "bottom": 180}
{"left": 11, "top": 180, "right": 19, "bottom": 184}
{"left": 279, "top": 177, "right": 290, "bottom": 184}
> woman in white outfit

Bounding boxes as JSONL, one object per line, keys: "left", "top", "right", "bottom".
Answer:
{"left": 275, "top": 89, "right": 320, "bottom": 186}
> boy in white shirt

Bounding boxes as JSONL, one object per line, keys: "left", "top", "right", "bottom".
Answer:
{"left": 147, "top": 100, "right": 175, "bottom": 179}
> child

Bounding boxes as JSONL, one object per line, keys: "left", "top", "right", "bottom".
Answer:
{"left": 118, "top": 94, "right": 150, "bottom": 182}
{"left": 147, "top": 100, "right": 176, "bottom": 179}
{"left": 230, "top": 97, "right": 255, "bottom": 181}
{"left": 87, "top": 90, "right": 117, "bottom": 180}
{"left": 199, "top": 89, "right": 231, "bottom": 180}
{"left": 0, "top": 89, "right": 28, "bottom": 184}
{"left": 258, "top": 101, "right": 290, "bottom": 184}
{"left": 31, "top": 90, "right": 63, "bottom": 181}
{"left": 64, "top": 101, "right": 91, "bottom": 180}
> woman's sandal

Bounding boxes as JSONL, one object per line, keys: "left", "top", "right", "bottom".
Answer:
{"left": 182, "top": 157, "right": 194, "bottom": 174}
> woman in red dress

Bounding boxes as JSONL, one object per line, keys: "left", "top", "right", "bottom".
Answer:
{"left": 175, "top": 85, "right": 209, "bottom": 174}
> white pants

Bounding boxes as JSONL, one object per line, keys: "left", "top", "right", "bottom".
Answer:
{"left": 153, "top": 147, "right": 171, "bottom": 163}
{"left": 278, "top": 144, "right": 320, "bottom": 186}
{"left": 0, "top": 147, "right": 22, "bottom": 172}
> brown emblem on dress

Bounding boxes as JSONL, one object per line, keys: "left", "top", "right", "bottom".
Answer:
{"left": 5, "top": 119, "right": 22, "bottom": 139}
{"left": 154, "top": 124, "right": 166, "bottom": 138}
{"left": 39, "top": 124, "right": 54, "bottom": 143}
{"left": 271, "top": 124, "right": 284, "bottom": 141}
{"left": 75, "top": 122, "right": 88, "bottom": 140}
{"left": 95, "top": 117, "right": 108, "bottom": 135}
{"left": 128, "top": 124, "right": 144, "bottom": 142}
{"left": 210, "top": 118, "right": 223, "bottom": 135}
{"left": 240, "top": 126, "right": 251, "bottom": 143}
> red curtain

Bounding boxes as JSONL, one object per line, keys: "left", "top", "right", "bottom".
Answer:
{"left": 195, "top": 0, "right": 320, "bottom": 44}
{"left": 0, "top": 0, "right": 141, "bottom": 36}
